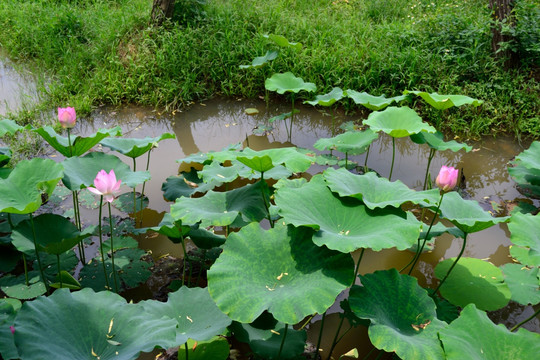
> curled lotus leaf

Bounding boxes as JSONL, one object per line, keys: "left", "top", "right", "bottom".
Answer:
{"left": 404, "top": 91, "right": 484, "bottom": 110}
{"left": 346, "top": 90, "right": 407, "bottom": 111}
{"left": 304, "top": 87, "right": 344, "bottom": 107}
{"left": 100, "top": 133, "right": 175, "bottom": 159}
{"left": 410, "top": 131, "right": 472, "bottom": 152}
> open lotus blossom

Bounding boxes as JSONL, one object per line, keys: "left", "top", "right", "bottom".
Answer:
{"left": 435, "top": 165, "right": 458, "bottom": 192}
{"left": 88, "top": 169, "right": 122, "bottom": 203}
{"left": 58, "top": 107, "right": 77, "bottom": 129}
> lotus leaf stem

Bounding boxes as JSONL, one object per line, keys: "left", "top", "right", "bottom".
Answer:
{"left": 97, "top": 196, "right": 111, "bottom": 291}
{"left": 56, "top": 254, "right": 62, "bottom": 289}
{"left": 364, "top": 145, "right": 371, "bottom": 173}
{"left": 260, "top": 173, "right": 274, "bottom": 228}
{"left": 314, "top": 312, "right": 326, "bottom": 359}
{"left": 289, "top": 95, "right": 295, "bottom": 141}
{"left": 67, "top": 128, "right": 72, "bottom": 157}
{"left": 298, "top": 314, "right": 315, "bottom": 330}
{"left": 184, "top": 341, "right": 189, "bottom": 360}
{"left": 326, "top": 316, "right": 345, "bottom": 360}
{"left": 423, "top": 148, "right": 436, "bottom": 190}
{"left": 29, "top": 213, "right": 49, "bottom": 293}
{"left": 180, "top": 234, "right": 191, "bottom": 287}
{"left": 433, "top": 232, "right": 468, "bottom": 294}
{"left": 139, "top": 149, "right": 152, "bottom": 225}
{"left": 276, "top": 323, "right": 288, "bottom": 360}
{"left": 132, "top": 158, "right": 137, "bottom": 215}
{"left": 7, "top": 213, "right": 14, "bottom": 228}
{"left": 362, "top": 347, "right": 376, "bottom": 360}
{"left": 510, "top": 307, "right": 540, "bottom": 332}
{"left": 108, "top": 202, "right": 119, "bottom": 293}
{"left": 22, "top": 254, "right": 29, "bottom": 286}
{"left": 72, "top": 191, "right": 84, "bottom": 263}
{"left": 389, "top": 137, "right": 395, "bottom": 181}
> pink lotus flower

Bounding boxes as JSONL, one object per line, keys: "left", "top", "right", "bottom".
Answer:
{"left": 436, "top": 165, "right": 458, "bottom": 192}
{"left": 10, "top": 326, "right": 15, "bottom": 335}
{"left": 58, "top": 107, "right": 76, "bottom": 129}
{"left": 88, "top": 169, "right": 122, "bottom": 203}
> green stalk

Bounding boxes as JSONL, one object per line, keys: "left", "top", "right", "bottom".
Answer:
{"left": 260, "top": 172, "right": 274, "bottom": 228}
{"left": 56, "top": 254, "right": 62, "bottom": 289}
{"left": 184, "top": 341, "right": 189, "bottom": 360}
{"left": 132, "top": 158, "right": 137, "bottom": 215}
{"left": 423, "top": 148, "right": 436, "bottom": 190}
{"left": 22, "top": 254, "right": 29, "bottom": 286}
{"left": 108, "top": 202, "right": 119, "bottom": 293}
{"left": 7, "top": 213, "right": 14, "bottom": 228}
{"left": 67, "top": 128, "right": 73, "bottom": 157}
{"left": 139, "top": 150, "right": 152, "bottom": 225}
{"left": 72, "top": 191, "right": 84, "bottom": 262}
{"left": 364, "top": 145, "right": 371, "bottom": 173}
{"left": 510, "top": 307, "right": 540, "bottom": 332}
{"left": 276, "top": 323, "right": 288, "bottom": 360}
{"left": 405, "top": 193, "right": 444, "bottom": 275}
{"left": 29, "top": 213, "right": 49, "bottom": 293}
{"left": 389, "top": 137, "right": 395, "bottom": 181}
{"left": 180, "top": 235, "right": 191, "bottom": 287}
{"left": 345, "top": 152, "right": 348, "bottom": 169}
{"left": 314, "top": 312, "right": 326, "bottom": 359}
{"left": 362, "top": 347, "right": 376, "bottom": 360}
{"left": 74, "top": 191, "right": 85, "bottom": 264}
{"left": 433, "top": 233, "right": 468, "bottom": 294}
{"left": 289, "top": 95, "right": 295, "bottom": 140}
{"left": 97, "top": 196, "right": 111, "bottom": 291}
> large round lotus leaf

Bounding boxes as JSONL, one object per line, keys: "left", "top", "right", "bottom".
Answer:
{"left": 0, "top": 158, "right": 63, "bottom": 214}
{"left": 304, "top": 87, "right": 344, "bottom": 106}
{"left": 435, "top": 257, "right": 511, "bottom": 311}
{"left": 241, "top": 147, "right": 314, "bottom": 173}
{"left": 410, "top": 131, "right": 472, "bottom": 152}
{"left": 274, "top": 175, "right": 421, "bottom": 253}
{"left": 514, "top": 141, "right": 540, "bottom": 170}
{"left": 207, "top": 222, "right": 354, "bottom": 324}
{"left": 140, "top": 287, "right": 231, "bottom": 347}
{"left": 263, "top": 34, "right": 302, "bottom": 51}
{"left": 199, "top": 161, "right": 241, "bottom": 183}
{"left": 230, "top": 312, "right": 307, "bottom": 359}
{"left": 0, "top": 119, "right": 27, "bottom": 137}
{"left": 265, "top": 72, "right": 317, "bottom": 94}
{"left": 510, "top": 245, "right": 540, "bottom": 267}
{"left": 162, "top": 168, "right": 222, "bottom": 201}
{"left": 100, "top": 133, "right": 175, "bottom": 159}
{"left": 170, "top": 181, "right": 267, "bottom": 228}
{"left": 239, "top": 50, "right": 278, "bottom": 69}
{"left": 346, "top": 90, "right": 406, "bottom": 111}
{"left": 0, "top": 300, "right": 19, "bottom": 360}
{"left": 363, "top": 106, "right": 436, "bottom": 138}
{"left": 404, "top": 91, "right": 484, "bottom": 110}
{"left": 13, "top": 288, "right": 177, "bottom": 360}
{"left": 11, "top": 214, "right": 89, "bottom": 255}
{"left": 0, "top": 271, "right": 46, "bottom": 299}
{"left": 34, "top": 126, "right": 122, "bottom": 157}
{"left": 323, "top": 168, "right": 440, "bottom": 209}
{"left": 501, "top": 263, "right": 540, "bottom": 306}
{"left": 349, "top": 269, "right": 446, "bottom": 360}
{"left": 438, "top": 192, "right": 509, "bottom": 233}
{"left": 62, "top": 152, "right": 150, "bottom": 190}
{"left": 508, "top": 212, "right": 540, "bottom": 254}
{"left": 313, "top": 130, "right": 378, "bottom": 155}
{"left": 439, "top": 304, "right": 540, "bottom": 360}
{"left": 177, "top": 337, "right": 229, "bottom": 360}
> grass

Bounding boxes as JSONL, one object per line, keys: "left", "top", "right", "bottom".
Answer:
{"left": 0, "top": 0, "right": 538, "bottom": 137}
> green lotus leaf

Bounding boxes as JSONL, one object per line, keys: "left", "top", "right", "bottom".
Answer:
{"left": 207, "top": 223, "right": 353, "bottom": 324}
{"left": 438, "top": 304, "right": 540, "bottom": 359}
{"left": 435, "top": 257, "right": 511, "bottom": 311}
{"left": 49, "top": 270, "right": 81, "bottom": 290}
{"left": 199, "top": 161, "right": 241, "bottom": 183}
{"left": 514, "top": 141, "right": 540, "bottom": 170}
{"left": 149, "top": 212, "right": 191, "bottom": 240}
{"left": 304, "top": 87, "right": 344, "bottom": 106}
{"left": 268, "top": 110, "right": 299, "bottom": 123}
{"left": 501, "top": 263, "right": 540, "bottom": 306}
{"left": 237, "top": 155, "right": 275, "bottom": 173}
{"left": 510, "top": 245, "right": 540, "bottom": 267}
{"left": 275, "top": 175, "right": 421, "bottom": 253}
{"left": 0, "top": 119, "right": 29, "bottom": 137}
{"left": 11, "top": 214, "right": 89, "bottom": 255}
{"left": 229, "top": 312, "right": 307, "bottom": 359}
{"left": 37, "top": 252, "right": 79, "bottom": 281}
{"left": 102, "top": 236, "right": 139, "bottom": 253}
{"left": 314, "top": 129, "right": 378, "bottom": 155}
{"left": 346, "top": 90, "right": 407, "bottom": 111}
{"left": 507, "top": 163, "right": 540, "bottom": 198}
{"left": 140, "top": 287, "right": 231, "bottom": 347}
{"left": 265, "top": 72, "right": 317, "bottom": 94}
{"left": 13, "top": 288, "right": 177, "bottom": 360}
{"left": 438, "top": 192, "right": 510, "bottom": 233}
{"left": 273, "top": 178, "right": 307, "bottom": 190}
{"left": 410, "top": 131, "right": 472, "bottom": 152}
{"left": 162, "top": 168, "right": 222, "bottom": 201}
{"left": 198, "top": 160, "right": 289, "bottom": 184}
{"left": 404, "top": 91, "right": 484, "bottom": 110}
{"left": 241, "top": 147, "right": 314, "bottom": 173}
{"left": 508, "top": 212, "right": 540, "bottom": 253}
{"left": 263, "top": 34, "right": 302, "bottom": 51}
{"left": 0, "top": 272, "right": 46, "bottom": 299}
{"left": 100, "top": 133, "right": 175, "bottom": 159}
{"left": 177, "top": 337, "right": 229, "bottom": 360}
{"left": 112, "top": 192, "right": 148, "bottom": 213}
{"left": 0, "top": 147, "right": 11, "bottom": 167}
{"left": 34, "top": 126, "right": 122, "bottom": 157}
{"left": 0, "top": 299, "right": 19, "bottom": 360}
{"left": 235, "top": 160, "right": 292, "bottom": 181}
{"left": 186, "top": 223, "right": 226, "bottom": 249}
{"left": 432, "top": 295, "right": 460, "bottom": 324}
{"left": 239, "top": 50, "right": 279, "bottom": 69}
{"left": 171, "top": 181, "right": 267, "bottom": 228}
{"left": 349, "top": 269, "right": 446, "bottom": 360}
{"left": 323, "top": 168, "right": 440, "bottom": 209}
{"left": 363, "top": 106, "right": 436, "bottom": 138}
{"left": 0, "top": 158, "right": 63, "bottom": 214}
{"left": 62, "top": 152, "right": 150, "bottom": 190}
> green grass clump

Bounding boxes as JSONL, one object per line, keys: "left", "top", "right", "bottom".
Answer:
{"left": 0, "top": 0, "right": 538, "bottom": 137}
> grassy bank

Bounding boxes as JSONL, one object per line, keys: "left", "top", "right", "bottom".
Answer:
{"left": 0, "top": 0, "right": 538, "bottom": 137}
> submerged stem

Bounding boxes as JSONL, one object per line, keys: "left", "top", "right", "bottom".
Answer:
{"left": 433, "top": 233, "right": 468, "bottom": 294}
{"left": 97, "top": 196, "right": 111, "bottom": 290}
{"left": 108, "top": 202, "right": 119, "bottom": 293}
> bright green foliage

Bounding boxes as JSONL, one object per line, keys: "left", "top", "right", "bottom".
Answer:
{"left": 439, "top": 304, "right": 540, "bottom": 359}
{"left": 99, "top": 133, "right": 175, "bottom": 159}
{"left": 140, "top": 287, "right": 232, "bottom": 347}
{"left": 265, "top": 72, "right": 317, "bottom": 94}
{"left": 363, "top": 106, "right": 436, "bottom": 138}
{"left": 305, "top": 87, "right": 344, "bottom": 106}
{"left": 239, "top": 50, "right": 278, "bottom": 69}
{"left": 404, "top": 91, "right": 484, "bottom": 110}
{"left": 314, "top": 129, "right": 378, "bottom": 155}
{"left": 0, "top": 119, "right": 27, "bottom": 137}
{"left": 349, "top": 269, "right": 446, "bottom": 360}
{"left": 275, "top": 175, "right": 422, "bottom": 253}
{"left": 177, "top": 337, "right": 230, "bottom": 360}
{"left": 410, "top": 131, "right": 472, "bottom": 152}
{"left": 0, "top": 158, "right": 63, "bottom": 214}
{"left": 323, "top": 168, "right": 440, "bottom": 209}
{"left": 262, "top": 34, "right": 302, "bottom": 51}
{"left": 510, "top": 244, "right": 540, "bottom": 267}
{"left": 207, "top": 222, "right": 354, "bottom": 324}
{"left": 508, "top": 212, "right": 540, "bottom": 265}
{"left": 435, "top": 257, "right": 511, "bottom": 311}
{"left": 501, "top": 263, "right": 540, "bottom": 306}
{"left": 346, "top": 90, "right": 406, "bottom": 111}
{"left": 236, "top": 155, "right": 274, "bottom": 173}
{"left": 509, "top": 141, "right": 540, "bottom": 198}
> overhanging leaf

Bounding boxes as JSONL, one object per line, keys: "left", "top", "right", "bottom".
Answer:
{"left": 404, "top": 91, "right": 484, "bottom": 110}
{"left": 346, "top": 90, "right": 406, "bottom": 111}
{"left": 304, "top": 87, "right": 344, "bottom": 106}
{"left": 100, "top": 133, "right": 175, "bottom": 159}
{"left": 263, "top": 34, "right": 302, "bottom": 51}
{"left": 207, "top": 223, "right": 353, "bottom": 324}
{"left": 313, "top": 129, "right": 378, "bottom": 155}
{"left": 508, "top": 212, "right": 540, "bottom": 253}
{"left": 410, "top": 131, "right": 472, "bottom": 152}
{"left": 162, "top": 168, "right": 222, "bottom": 201}
{"left": 239, "top": 50, "right": 279, "bottom": 69}
{"left": 265, "top": 72, "right": 316, "bottom": 94}
{"left": 363, "top": 106, "right": 436, "bottom": 138}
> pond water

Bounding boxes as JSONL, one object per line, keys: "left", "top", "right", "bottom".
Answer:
{"left": 0, "top": 55, "right": 39, "bottom": 116}
{"left": 1, "top": 56, "right": 538, "bottom": 358}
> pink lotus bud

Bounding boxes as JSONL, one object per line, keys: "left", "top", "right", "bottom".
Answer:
{"left": 436, "top": 166, "right": 458, "bottom": 192}
{"left": 88, "top": 169, "right": 122, "bottom": 203}
{"left": 10, "top": 325, "right": 15, "bottom": 335}
{"left": 58, "top": 107, "right": 76, "bottom": 129}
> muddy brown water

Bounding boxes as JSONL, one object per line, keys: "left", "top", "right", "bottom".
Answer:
{"left": 1, "top": 57, "right": 538, "bottom": 358}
